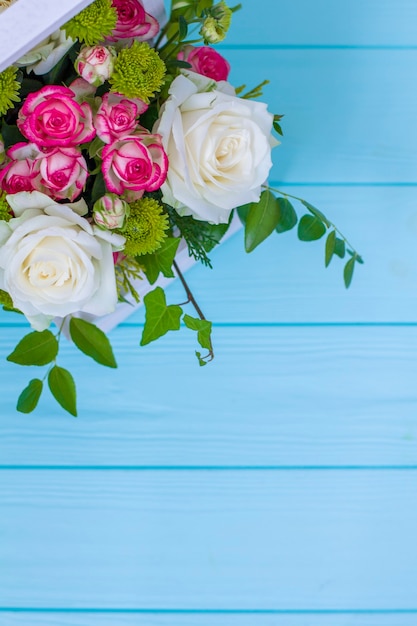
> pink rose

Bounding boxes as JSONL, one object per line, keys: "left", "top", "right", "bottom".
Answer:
{"left": 0, "top": 143, "right": 40, "bottom": 194}
{"left": 35, "top": 146, "right": 88, "bottom": 201}
{"left": 102, "top": 130, "right": 168, "bottom": 199}
{"left": 17, "top": 85, "right": 96, "bottom": 148}
{"left": 107, "top": 0, "right": 159, "bottom": 42}
{"left": 94, "top": 93, "right": 147, "bottom": 144}
{"left": 75, "top": 45, "right": 116, "bottom": 86}
{"left": 177, "top": 46, "right": 230, "bottom": 81}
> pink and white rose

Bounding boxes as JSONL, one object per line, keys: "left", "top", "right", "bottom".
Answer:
{"left": 93, "top": 193, "right": 130, "bottom": 229}
{"left": 108, "top": 0, "right": 159, "bottom": 42}
{"left": 0, "top": 191, "right": 125, "bottom": 331}
{"left": 75, "top": 45, "right": 116, "bottom": 86}
{"left": 177, "top": 45, "right": 230, "bottom": 81}
{"left": 94, "top": 93, "right": 147, "bottom": 144}
{"left": 0, "top": 143, "right": 40, "bottom": 194}
{"left": 153, "top": 70, "right": 277, "bottom": 224}
{"left": 17, "top": 85, "right": 96, "bottom": 147}
{"left": 101, "top": 130, "right": 168, "bottom": 199}
{"left": 36, "top": 146, "right": 88, "bottom": 201}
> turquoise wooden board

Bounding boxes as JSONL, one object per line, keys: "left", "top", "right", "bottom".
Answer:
{"left": 1, "top": 470, "right": 417, "bottom": 609}
{"left": 1, "top": 326, "right": 417, "bottom": 467}
{"left": 225, "top": 0, "right": 417, "bottom": 46}
{"left": 1, "top": 0, "right": 417, "bottom": 621}
{"left": 4, "top": 613, "right": 417, "bottom": 626}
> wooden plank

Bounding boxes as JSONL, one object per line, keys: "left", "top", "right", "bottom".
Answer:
{"left": 225, "top": 0, "right": 417, "bottom": 46}
{"left": 4, "top": 612, "right": 417, "bottom": 626}
{"left": 1, "top": 469, "right": 417, "bottom": 608}
{"left": 223, "top": 49, "right": 417, "bottom": 184}
{"left": 1, "top": 325, "right": 417, "bottom": 467}
{"left": 1, "top": 184, "right": 417, "bottom": 329}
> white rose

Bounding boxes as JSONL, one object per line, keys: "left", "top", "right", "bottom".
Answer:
{"left": 0, "top": 191, "right": 125, "bottom": 331}
{"left": 16, "top": 30, "right": 75, "bottom": 75}
{"left": 153, "top": 70, "right": 277, "bottom": 224}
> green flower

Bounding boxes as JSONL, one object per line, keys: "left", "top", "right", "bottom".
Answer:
{"left": 110, "top": 41, "right": 166, "bottom": 103}
{"left": 0, "top": 66, "right": 20, "bottom": 116}
{"left": 200, "top": 1, "right": 232, "bottom": 43}
{"left": 63, "top": 0, "right": 117, "bottom": 46}
{"left": 121, "top": 197, "right": 169, "bottom": 256}
{"left": 0, "top": 191, "right": 12, "bottom": 221}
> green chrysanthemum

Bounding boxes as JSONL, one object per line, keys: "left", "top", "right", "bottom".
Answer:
{"left": 121, "top": 197, "right": 169, "bottom": 256}
{"left": 200, "top": 1, "right": 232, "bottom": 43}
{"left": 0, "top": 66, "right": 20, "bottom": 116}
{"left": 0, "top": 192, "right": 12, "bottom": 221}
{"left": 110, "top": 41, "right": 166, "bottom": 103}
{"left": 63, "top": 0, "right": 117, "bottom": 46}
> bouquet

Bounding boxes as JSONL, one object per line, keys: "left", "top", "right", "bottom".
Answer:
{"left": 0, "top": 0, "right": 362, "bottom": 416}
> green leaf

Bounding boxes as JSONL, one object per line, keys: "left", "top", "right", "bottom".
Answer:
{"left": 195, "top": 351, "right": 208, "bottom": 367}
{"left": 183, "top": 314, "right": 212, "bottom": 351}
{"left": 48, "top": 365, "right": 77, "bottom": 417}
{"left": 275, "top": 197, "right": 298, "bottom": 233}
{"left": 334, "top": 237, "right": 346, "bottom": 259}
{"left": 140, "top": 287, "right": 182, "bottom": 346}
{"left": 91, "top": 171, "right": 106, "bottom": 205}
{"left": 16, "top": 379, "right": 43, "bottom": 414}
{"left": 140, "top": 237, "right": 181, "bottom": 284}
{"left": 203, "top": 221, "right": 230, "bottom": 253}
{"left": 301, "top": 200, "right": 331, "bottom": 228}
{"left": 237, "top": 203, "right": 250, "bottom": 224}
{"left": 298, "top": 214, "right": 326, "bottom": 241}
{"left": 1, "top": 120, "right": 25, "bottom": 149}
{"left": 178, "top": 15, "right": 188, "bottom": 40}
{"left": 69, "top": 317, "right": 117, "bottom": 368}
{"left": 7, "top": 330, "right": 58, "bottom": 366}
{"left": 344, "top": 256, "right": 356, "bottom": 289}
{"left": 325, "top": 230, "right": 336, "bottom": 267}
{"left": 244, "top": 190, "right": 281, "bottom": 252}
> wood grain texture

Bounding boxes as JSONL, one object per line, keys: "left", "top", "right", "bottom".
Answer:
{"left": 1, "top": 470, "right": 417, "bottom": 609}
{"left": 225, "top": 0, "right": 417, "bottom": 46}
{"left": 4, "top": 612, "right": 417, "bottom": 626}
{"left": 0, "top": 326, "right": 416, "bottom": 467}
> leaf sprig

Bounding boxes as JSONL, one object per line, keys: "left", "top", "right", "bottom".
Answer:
{"left": 238, "top": 188, "right": 363, "bottom": 288}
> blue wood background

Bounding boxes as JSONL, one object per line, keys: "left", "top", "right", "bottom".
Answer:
{"left": 1, "top": 0, "right": 417, "bottom": 623}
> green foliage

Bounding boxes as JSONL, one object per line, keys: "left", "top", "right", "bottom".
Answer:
{"left": 273, "top": 114, "right": 284, "bottom": 136}
{"left": 16, "top": 379, "right": 43, "bottom": 414}
{"left": 298, "top": 214, "right": 326, "bottom": 241}
{"left": 7, "top": 330, "right": 58, "bottom": 366}
{"left": 183, "top": 314, "right": 213, "bottom": 365}
{"left": 344, "top": 256, "right": 357, "bottom": 288}
{"left": 241, "top": 190, "right": 281, "bottom": 252}
{"left": 48, "top": 365, "right": 77, "bottom": 417}
{"left": 141, "top": 287, "right": 182, "bottom": 346}
{"left": 275, "top": 198, "right": 298, "bottom": 233}
{"left": 69, "top": 318, "right": 117, "bottom": 368}
{"left": 140, "top": 237, "right": 181, "bottom": 284}
{"left": 325, "top": 230, "right": 336, "bottom": 267}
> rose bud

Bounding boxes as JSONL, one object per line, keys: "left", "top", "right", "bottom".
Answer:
{"left": 93, "top": 193, "right": 130, "bottom": 229}
{"left": 75, "top": 45, "right": 116, "bottom": 86}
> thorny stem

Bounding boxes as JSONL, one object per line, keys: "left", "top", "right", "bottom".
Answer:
{"left": 173, "top": 259, "right": 214, "bottom": 361}
{"left": 265, "top": 185, "right": 363, "bottom": 261}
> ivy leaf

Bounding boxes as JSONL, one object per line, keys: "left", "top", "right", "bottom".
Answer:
{"left": 16, "top": 379, "right": 43, "bottom": 414}
{"left": 140, "top": 287, "right": 182, "bottom": 346}
{"left": 7, "top": 330, "right": 58, "bottom": 366}
{"left": 301, "top": 200, "right": 331, "bottom": 228}
{"left": 140, "top": 237, "right": 181, "bottom": 284}
{"left": 183, "top": 314, "right": 212, "bottom": 351}
{"left": 298, "top": 214, "right": 326, "bottom": 241}
{"left": 275, "top": 198, "right": 298, "bottom": 233}
{"left": 325, "top": 230, "right": 336, "bottom": 267}
{"left": 195, "top": 351, "right": 208, "bottom": 367}
{"left": 48, "top": 365, "right": 77, "bottom": 417}
{"left": 244, "top": 190, "right": 281, "bottom": 252}
{"left": 344, "top": 256, "right": 356, "bottom": 288}
{"left": 69, "top": 317, "right": 117, "bottom": 368}
{"left": 334, "top": 237, "right": 346, "bottom": 259}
